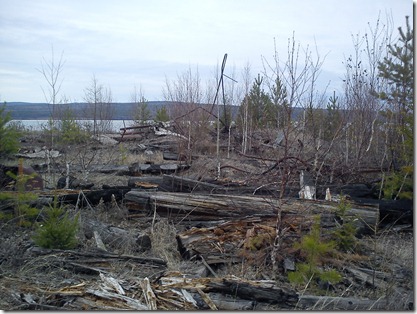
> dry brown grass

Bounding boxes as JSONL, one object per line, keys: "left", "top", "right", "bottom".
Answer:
{"left": 149, "top": 218, "right": 182, "bottom": 270}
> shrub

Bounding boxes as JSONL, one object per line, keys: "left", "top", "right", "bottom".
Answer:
{"left": 59, "top": 108, "right": 89, "bottom": 145}
{"left": 33, "top": 199, "right": 79, "bottom": 249}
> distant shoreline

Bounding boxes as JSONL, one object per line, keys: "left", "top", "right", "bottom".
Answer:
{"left": 3, "top": 101, "right": 171, "bottom": 120}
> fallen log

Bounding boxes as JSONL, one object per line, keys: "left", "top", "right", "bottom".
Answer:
{"left": 125, "top": 191, "right": 379, "bottom": 230}
{"left": 89, "top": 164, "right": 130, "bottom": 175}
{"left": 351, "top": 198, "right": 413, "bottom": 226}
{"left": 162, "top": 174, "right": 224, "bottom": 193}
{"left": 207, "top": 293, "right": 255, "bottom": 310}
{"left": 28, "top": 246, "right": 166, "bottom": 265}
{"left": 345, "top": 267, "right": 387, "bottom": 290}
{"left": 162, "top": 174, "right": 279, "bottom": 195}
{"left": 163, "top": 151, "right": 187, "bottom": 161}
{"left": 127, "top": 176, "right": 164, "bottom": 188}
{"left": 296, "top": 294, "right": 390, "bottom": 310}
{"left": 126, "top": 191, "right": 379, "bottom": 266}
{"left": 128, "top": 163, "right": 190, "bottom": 175}
{"left": 58, "top": 188, "right": 131, "bottom": 206}
{"left": 125, "top": 191, "right": 278, "bottom": 221}
{"left": 159, "top": 275, "right": 298, "bottom": 306}
{"left": 27, "top": 247, "right": 167, "bottom": 279}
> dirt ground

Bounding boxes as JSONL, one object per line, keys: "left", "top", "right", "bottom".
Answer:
{"left": 0, "top": 130, "right": 414, "bottom": 310}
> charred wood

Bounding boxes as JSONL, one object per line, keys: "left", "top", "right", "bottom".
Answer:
{"left": 58, "top": 188, "right": 130, "bottom": 206}
{"left": 162, "top": 174, "right": 280, "bottom": 195}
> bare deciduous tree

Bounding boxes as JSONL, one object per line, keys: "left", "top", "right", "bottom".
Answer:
{"left": 37, "top": 46, "right": 66, "bottom": 121}
{"left": 238, "top": 63, "right": 252, "bottom": 154}
{"left": 83, "top": 75, "right": 114, "bottom": 135}
{"left": 342, "top": 14, "right": 393, "bottom": 175}
{"left": 163, "top": 66, "right": 214, "bottom": 160}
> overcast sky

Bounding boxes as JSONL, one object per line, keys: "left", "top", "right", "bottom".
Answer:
{"left": 0, "top": 0, "right": 413, "bottom": 103}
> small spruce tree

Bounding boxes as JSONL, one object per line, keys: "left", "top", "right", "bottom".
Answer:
{"left": 0, "top": 105, "right": 21, "bottom": 158}
{"left": 155, "top": 105, "right": 170, "bottom": 122}
{"left": 288, "top": 216, "right": 342, "bottom": 289}
{"left": 33, "top": 199, "right": 79, "bottom": 250}
{"left": 378, "top": 16, "right": 413, "bottom": 200}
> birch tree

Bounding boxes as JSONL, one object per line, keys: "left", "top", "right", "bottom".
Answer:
{"left": 83, "top": 75, "right": 114, "bottom": 135}
{"left": 37, "top": 46, "right": 65, "bottom": 120}
{"left": 342, "top": 15, "right": 393, "bottom": 173}
{"left": 163, "top": 66, "right": 213, "bottom": 158}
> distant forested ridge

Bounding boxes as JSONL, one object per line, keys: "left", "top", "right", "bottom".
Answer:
{"left": 4, "top": 101, "right": 307, "bottom": 121}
